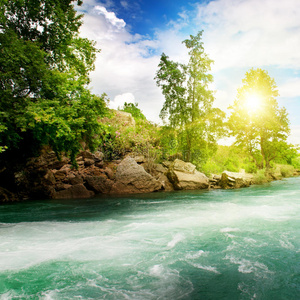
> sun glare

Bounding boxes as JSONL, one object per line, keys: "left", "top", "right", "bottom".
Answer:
{"left": 244, "top": 94, "right": 262, "bottom": 113}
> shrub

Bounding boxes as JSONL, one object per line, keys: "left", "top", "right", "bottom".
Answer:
{"left": 279, "top": 164, "right": 295, "bottom": 178}
{"left": 253, "top": 169, "right": 269, "bottom": 184}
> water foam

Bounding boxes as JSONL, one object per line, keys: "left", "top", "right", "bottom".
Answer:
{"left": 167, "top": 233, "right": 185, "bottom": 249}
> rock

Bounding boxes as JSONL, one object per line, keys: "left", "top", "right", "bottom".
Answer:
{"left": 172, "top": 159, "right": 196, "bottom": 174}
{"left": 0, "top": 187, "right": 19, "bottom": 202}
{"left": 95, "top": 161, "right": 104, "bottom": 168}
{"left": 209, "top": 174, "right": 221, "bottom": 189}
{"left": 93, "top": 151, "right": 104, "bottom": 162}
{"left": 59, "top": 164, "right": 72, "bottom": 173}
{"left": 54, "top": 184, "right": 94, "bottom": 199}
{"left": 67, "top": 173, "right": 83, "bottom": 185}
{"left": 84, "top": 158, "right": 95, "bottom": 167}
{"left": 134, "top": 155, "right": 146, "bottom": 164}
{"left": 104, "top": 167, "right": 115, "bottom": 180}
{"left": 76, "top": 156, "right": 84, "bottom": 163}
{"left": 80, "top": 150, "right": 104, "bottom": 162}
{"left": 168, "top": 169, "right": 209, "bottom": 190}
{"left": 55, "top": 183, "right": 72, "bottom": 191}
{"left": 162, "top": 161, "right": 172, "bottom": 168}
{"left": 220, "top": 171, "right": 253, "bottom": 189}
{"left": 26, "top": 151, "right": 70, "bottom": 170}
{"left": 142, "top": 163, "right": 173, "bottom": 191}
{"left": 167, "top": 159, "right": 209, "bottom": 190}
{"left": 156, "top": 173, "right": 174, "bottom": 191}
{"left": 44, "top": 169, "right": 56, "bottom": 185}
{"left": 53, "top": 170, "right": 67, "bottom": 181}
{"left": 153, "top": 163, "right": 167, "bottom": 174}
{"left": 113, "top": 110, "right": 135, "bottom": 127}
{"left": 80, "top": 150, "right": 94, "bottom": 160}
{"left": 85, "top": 175, "right": 114, "bottom": 194}
{"left": 111, "top": 157, "right": 162, "bottom": 194}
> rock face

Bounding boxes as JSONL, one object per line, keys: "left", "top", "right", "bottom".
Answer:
{"left": 167, "top": 159, "right": 209, "bottom": 190}
{"left": 209, "top": 174, "right": 222, "bottom": 189}
{"left": 54, "top": 184, "right": 94, "bottom": 199}
{"left": 1, "top": 147, "right": 262, "bottom": 203}
{"left": 112, "top": 110, "right": 135, "bottom": 127}
{"left": 111, "top": 157, "right": 162, "bottom": 194}
{"left": 220, "top": 170, "right": 254, "bottom": 189}
{"left": 144, "top": 163, "right": 174, "bottom": 192}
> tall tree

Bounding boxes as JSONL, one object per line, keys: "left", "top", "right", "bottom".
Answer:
{"left": 0, "top": 0, "right": 107, "bottom": 163}
{"left": 228, "top": 68, "right": 290, "bottom": 169}
{"left": 155, "top": 31, "right": 225, "bottom": 165}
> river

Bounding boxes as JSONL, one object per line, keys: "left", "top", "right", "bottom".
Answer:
{"left": 0, "top": 177, "right": 299, "bottom": 299}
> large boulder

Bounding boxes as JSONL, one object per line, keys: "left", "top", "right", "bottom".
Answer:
{"left": 167, "top": 159, "right": 209, "bottom": 190}
{"left": 54, "top": 184, "right": 94, "bottom": 199}
{"left": 147, "top": 163, "right": 174, "bottom": 191}
{"left": 84, "top": 175, "right": 114, "bottom": 194}
{"left": 113, "top": 110, "right": 135, "bottom": 127}
{"left": 220, "top": 170, "right": 254, "bottom": 189}
{"left": 111, "top": 157, "right": 162, "bottom": 194}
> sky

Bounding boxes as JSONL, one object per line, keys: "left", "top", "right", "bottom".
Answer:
{"left": 76, "top": 0, "right": 300, "bottom": 145}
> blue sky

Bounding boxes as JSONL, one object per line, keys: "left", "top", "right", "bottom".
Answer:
{"left": 76, "top": 0, "right": 300, "bottom": 145}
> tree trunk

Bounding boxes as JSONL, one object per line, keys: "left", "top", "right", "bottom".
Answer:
{"left": 186, "top": 134, "right": 191, "bottom": 162}
{"left": 260, "top": 136, "right": 269, "bottom": 170}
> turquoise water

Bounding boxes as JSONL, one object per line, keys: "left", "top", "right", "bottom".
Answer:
{"left": 0, "top": 178, "right": 299, "bottom": 299}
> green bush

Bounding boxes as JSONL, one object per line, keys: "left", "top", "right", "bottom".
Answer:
{"left": 100, "top": 109, "right": 162, "bottom": 163}
{"left": 279, "top": 164, "right": 294, "bottom": 178}
{"left": 253, "top": 169, "right": 269, "bottom": 184}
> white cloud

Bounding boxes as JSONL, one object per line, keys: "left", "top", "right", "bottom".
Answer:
{"left": 109, "top": 93, "right": 135, "bottom": 110}
{"left": 120, "top": 1, "right": 129, "bottom": 10}
{"left": 76, "top": 5, "right": 164, "bottom": 123}
{"left": 288, "top": 125, "right": 300, "bottom": 146}
{"left": 196, "top": 0, "right": 300, "bottom": 71}
{"left": 279, "top": 78, "right": 300, "bottom": 98}
{"left": 94, "top": 6, "right": 126, "bottom": 29}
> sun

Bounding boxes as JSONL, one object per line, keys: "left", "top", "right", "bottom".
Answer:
{"left": 244, "top": 93, "right": 262, "bottom": 113}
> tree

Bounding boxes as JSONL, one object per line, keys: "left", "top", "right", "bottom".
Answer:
{"left": 0, "top": 0, "right": 107, "bottom": 164}
{"left": 121, "top": 102, "right": 146, "bottom": 121}
{"left": 155, "top": 31, "right": 225, "bottom": 165}
{"left": 228, "top": 68, "right": 290, "bottom": 169}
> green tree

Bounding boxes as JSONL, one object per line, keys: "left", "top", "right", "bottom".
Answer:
{"left": 0, "top": 0, "right": 107, "bottom": 164}
{"left": 155, "top": 31, "right": 225, "bottom": 165}
{"left": 121, "top": 102, "right": 146, "bottom": 121}
{"left": 228, "top": 68, "right": 290, "bottom": 169}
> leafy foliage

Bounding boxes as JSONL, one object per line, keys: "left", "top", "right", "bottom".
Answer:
{"left": 121, "top": 102, "right": 146, "bottom": 121}
{"left": 0, "top": 0, "right": 107, "bottom": 164}
{"left": 155, "top": 31, "right": 225, "bottom": 166}
{"left": 228, "top": 68, "right": 290, "bottom": 169}
{"left": 99, "top": 108, "right": 161, "bottom": 162}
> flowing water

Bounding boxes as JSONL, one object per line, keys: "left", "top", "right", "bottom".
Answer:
{"left": 0, "top": 177, "right": 300, "bottom": 299}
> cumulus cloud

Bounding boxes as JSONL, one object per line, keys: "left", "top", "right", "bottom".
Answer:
{"left": 109, "top": 93, "right": 135, "bottom": 110}
{"left": 94, "top": 6, "right": 126, "bottom": 29}
{"left": 197, "top": 0, "right": 300, "bottom": 71}
{"left": 76, "top": 4, "right": 164, "bottom": 123}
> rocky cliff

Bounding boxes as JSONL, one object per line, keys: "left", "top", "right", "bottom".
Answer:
{"left": 0, "top": 152, "right": 214, "bottom": 202}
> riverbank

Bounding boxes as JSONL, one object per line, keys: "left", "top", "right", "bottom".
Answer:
{"left": 1, "top": 177, "right": 300, "bottom": 299}
{"left": 0, "top": 148, "right": 298, "bottom": 203}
